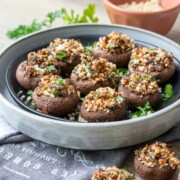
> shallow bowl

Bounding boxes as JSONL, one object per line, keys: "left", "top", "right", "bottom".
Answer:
{"left": 0, "top": 24, "right": 180, "bottom": 150}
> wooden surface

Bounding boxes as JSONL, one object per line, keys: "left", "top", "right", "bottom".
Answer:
{"left": 0, "top": 0, "right": 179, "bottom": 179}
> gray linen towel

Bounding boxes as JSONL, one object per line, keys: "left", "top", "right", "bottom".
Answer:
{"left": 0, "top": 112, "right": 179, "bottom": 180}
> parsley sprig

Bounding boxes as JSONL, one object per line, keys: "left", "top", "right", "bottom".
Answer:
{"left": 128, "top": 102, "right": 154, "bottom": 119}
{"left": 6, "top": 4, "right": 99, "bottom": 39}
{"left": 162, "top": 84, "right": 174, "bottom": 101}
{"left": 44, "top": 65, "right": 56, "bottom": 72}
{"left": 84, "top": 42, "right": 97, "bottom": 53}
{"left": 117, "top": 68, "right": 129, "bottom": 78}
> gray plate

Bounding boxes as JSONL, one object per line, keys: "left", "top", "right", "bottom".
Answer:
{"left": 0, "top": 24, "right": 180, "bottom": 150}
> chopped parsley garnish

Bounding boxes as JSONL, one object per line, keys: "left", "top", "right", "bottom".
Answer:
{"left": 84, "top": 42, "right": 97, "bottom": 53}
{"left": 117, "top": 68, "right": 129, "bottom": 78}
{"left": 128, "top": 102, "right": 154, "bottom": 119}
{"left": 109, "top": 42, "right": 115, "bottom": 48}
{"left": 115, "top": 95, "right": 123, "bottom": 102}
{"left": 94, "top": 92, "right": 99, "bottom": 99}
{"left": 27, "top": 90, "right": 33, "bottom": 101}
{"left": 85, "top": 66, "right": 95, "bottom": 73}
{"left": 109, "top": 73, "right": 116, "bottom": 85}
{"left": 27, "top": 90, "right": 33, "bottom": 96}
{"left": 120, "top": 168, "right": 129, "bottom": 173}
{"left": 44, "top": 65, "right": 56, "bottom": 72}
{"left": 52, "top": 90, "right": 61, "bottom": 97}
{"left": 162, "top": 84, "right": 174, "bottom": 101}
{"left": 151, "top": 76, "right": 156, "bottom": 82}
{"left": 55, "top": 51, "right": 67, "bottom": 60}
{"left": 6, "top": 4, "right": 99, "bottom": 39}
{"left": 55, "top": 79, "right": 64, "bottom": 86}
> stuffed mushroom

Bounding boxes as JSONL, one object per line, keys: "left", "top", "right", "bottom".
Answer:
{"left": 128, "top": 47, "right": 175, "bottom": 84}
{"left": 92, "top": 32, "right": 135, "bottom": 67}
{"left": 16, "top": 48, "right": 60, "bottom": 90}
{"left": 118, "top": 73, "right": 161, "bottom": 108}
{"left": 80, "top": 87, "right": 126, "bottom": 122}
{"left": 70, "top": 58, "right": 119, "bottom": 95}
{"left": 48, "top": 38, "right": 85, "bottom": 74}
{"left": 32, "top": 75, "right": 79, "bottom": 116}
{"left": 134, "top": 142, "right": 180, "bottom": 180}
{"left": 91, "top": 166, "right": 134, "bottom": 180}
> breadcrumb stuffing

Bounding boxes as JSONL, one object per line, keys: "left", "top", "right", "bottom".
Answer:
{"left": 97, "top": 32, "right": 135, "bottom": 53}
{"left": 135, "top": 142, "right": 180, "bottom": 169}
{"left": 37, "top": 75, "right": 76, "bottom": 97}
{"left": 130, "top": 47, "right": 174, "bottom": 73}
{"left": 83, "top": 87, "right": 124, "bottom": 112}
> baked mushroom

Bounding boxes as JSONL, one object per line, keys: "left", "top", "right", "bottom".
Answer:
{"left": 118, "top": 73, "right": 161, "bottom": 108}
{"left": 16, "top": 48, "right": 60, "bottom": 90}
{"left": 128, "top": 47, "right": 175, "bottom": 84}
{"left": 32, "top": 75, "right": 79, "bottom": 116}
{"left": 91, "top": 166, "right": 134, "bottom": 180}
{"left": 134, "top": 142, "right": 180, "bottom": 180}
{"left": 92, "top": 32, "right": 135, "bottom": 67}
{"left": 80, "top": 87, "right": 126, "bottom": 122}
{"left": 48, "top": 38, "right": 85, "bottom": 74}
{"left": 70, "top": 58, "right": 119, "bottom": 95}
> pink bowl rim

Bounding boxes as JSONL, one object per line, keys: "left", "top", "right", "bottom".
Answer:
{"left": 104, "top": 0, "right": 180, "bottom": 15}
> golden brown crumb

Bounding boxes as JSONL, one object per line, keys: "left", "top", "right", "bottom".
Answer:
{"left": 130, "top": 47, "right": 174, "bottom": 73}
{"left": 73, "top": 58, "right": 118, "bottom": 84}
{"left": 121, "top": 73, "right": 160, "bottom": 95}
{"left": 91, "top": 166, "right": 134, "bottom": 180}
{"left": 37, "top": 75, "right": 75, "bottom": 97}
{"left": 83, "top": 87, "right": 124, "bottom": 112}
{"left": 135, "top": 142, "right": 180, "bottom": 169}
{"left": 26, "top": 48, "right": 59, "bottom": 77}
{"left": 48, "top": 38, "right": 84, "bottom": 63}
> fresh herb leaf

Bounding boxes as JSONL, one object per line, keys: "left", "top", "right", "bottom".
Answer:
{"left": 128, "top": 102, "right": 154, "bottom": 119}
{"left": 109, "top": 73, "right": 116, "bottom": 85}
{"left": 84, "top": 42, "right": 97, "bottom": 53}
{"left": 85, "top": 66, "right": 95, "bottom": 73}
{"left": 52, "top": 90, "right": 61, "bottom": 97}
{"left": 27, "top": 90, "right": 33, "bottom": 96}
{"left": 46, "top": 10, "right": 62, "bottom": 25}
{"left": 115, "top": 95, "right": 123, "bottom": 102}
{"left": 27, "top": 90, "right": 33, "bottom": 101}
{"left": 44, "top": 65, "right": 56, "bottom": 72}
{"left": 109, "top": 42, "right": 115, "bottom": 48}
{"left": 55, "top": 51, "right": 67, "bottom": 60}
{"left": 7, "top": 20, "right": 42, "bottom": 39}
{"left": 117, "top": 68, "right": 129, "bottom": 78}
{"left": 151, "top": 76, "right": 156, "bottom": 82}
{"left": 55, "top": 79, "right": 64, "bottom": 86}
{"left": 120, "top": 168, "right": 129, "bottom": 173}
{"left": 162, "top": 84, "right": 174, "bottom": 101}
{"left": 6, "top": 4, "right": 99, "bottom": 39}
{"left": 94, "top": 92, "right": 99, "bottom": 99}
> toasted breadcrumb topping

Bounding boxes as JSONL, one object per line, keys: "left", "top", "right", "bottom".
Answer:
{"left": 26, "top": 48, "right": 58, "bottom": 77}
{"left": 72, "top": 58, "right": 119, "bottom": 84}
{"left": 48, "top": 38, "right": 84, "bottom": 63}
{"left": 135, "top": 142, "right": 180, "bottom": 169}
{"left": 37, "top": 75, "right": 75, "bottom": 97}
{"left": 83, "top": 87, "right": 124, "bottom": 112}
{"left": 121, "top": 73, "right": 160, "bottom": 95}
{"left": 130, "top": 47, "right": 174, "bottom": 73}
{"left": 97, "top": 32, "right": 135, "bottom": 53}
{"left": 91, "top": 166, "right": 134, "bottom": 180}
{"left": 118, "top": 0, "right": 162, "bottom": 12}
